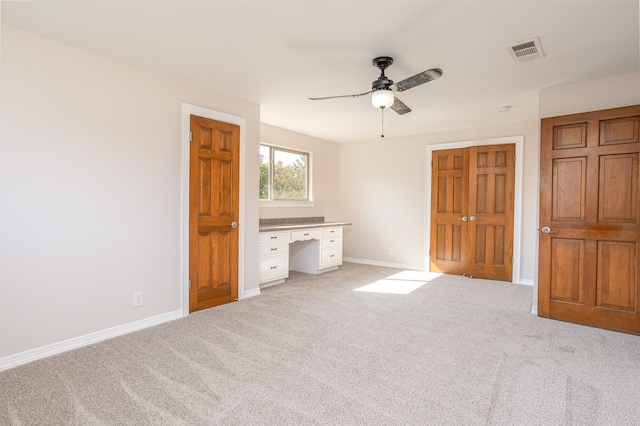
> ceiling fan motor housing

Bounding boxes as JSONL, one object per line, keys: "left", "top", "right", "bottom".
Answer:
{"left": 372, "top": 77, "right": 394, "bottom": 90}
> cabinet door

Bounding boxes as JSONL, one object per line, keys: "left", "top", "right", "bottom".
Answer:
{"left": 259, "top": 255, "right": 288, "bottom": 283}
{"left": 321, "top": 246, "right": 342, "bottom": 269}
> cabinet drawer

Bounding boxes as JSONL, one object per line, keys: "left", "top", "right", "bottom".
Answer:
{"left": 259, "top": 243, "right": 289, "bottom": 257}
{"left": 320, "top": 245, "right": 342, "bottom": 269}
{"left": 322, "top": 227, "right": 342, "bottom": 238}
{"left": 259, "top": 231, "right": 289, "bottom": 244}
{"left": 259, "top": 255, "right": 288, "bottom": 283}
{"left": 322, "top": 236, "right": 342, "bottom": 248}
{"left": 291, "top": 229, "right": 322, "bottom": 241}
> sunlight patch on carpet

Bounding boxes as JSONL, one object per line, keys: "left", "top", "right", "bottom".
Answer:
{"left": 354, "top": 271, "right": 442, "bottom": 295}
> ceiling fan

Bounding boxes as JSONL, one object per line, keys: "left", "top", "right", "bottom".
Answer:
{"left": 309, "top": 56, "right": 443, "bottom": 115}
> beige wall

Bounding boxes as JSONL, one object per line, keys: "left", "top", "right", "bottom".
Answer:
{"left": 1, "top": 26, "right": 261, "bottom": 360}
{"left": 540, "top": 72, "right": 639, "bottom": 118}
{"left": 259, "top": 124, "right": 342, "bottom": 221}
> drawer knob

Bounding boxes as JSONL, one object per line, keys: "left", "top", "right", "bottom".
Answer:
{"left": 330, "top": 255, "right": 334, "bottom": 258}
{"left": 270, "top": 236, "right": 277, "bottom": 239}
{"left": 270, "top": 266, "right": 277, "bottom": 269}
{"left": 271, "top": 247, "right": 277, "bottom": 251}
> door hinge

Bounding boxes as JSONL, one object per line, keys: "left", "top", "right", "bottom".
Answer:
{"left": 188, "top": 279, "right": 191, "bottom": 290}
{"left": 189, "top": 131, "right": 192, "bottom": 142}
{"left": 511, "top": 257, "right": 514, "bottom": 265}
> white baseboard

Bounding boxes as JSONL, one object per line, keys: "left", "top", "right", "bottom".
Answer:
{"left": 0, "top": 309, "right": 182, "bottom": 372}
{"left": 343, "top": 257, "right": 424, "bottom": 271}
{"left": 519, "top": 278, "right": 534, "bottom": 286}
{"left": 531, "top": 305, "right": 538, "bottom": 315}
{"left": 242, "top": 287, "right": 261, "bottom": 299}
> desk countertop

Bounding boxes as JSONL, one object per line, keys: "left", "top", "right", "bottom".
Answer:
{"left": 259, "top": 217, "right": 351, "bottom": 233}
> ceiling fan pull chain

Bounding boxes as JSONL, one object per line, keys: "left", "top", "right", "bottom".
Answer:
{"left": 381, "top": 108, "right": 385, "bottom": 138}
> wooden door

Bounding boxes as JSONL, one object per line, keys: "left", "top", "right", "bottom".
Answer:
{"left": 538, "top": 105, "right": 640, "bottom": 334}
{"left": 467, "top": 145, "right": 515, "bottom": 281}
{"left": 430, "top": 148, "right": 469, "bottom": 275}
{"left": 189, "top": 115, "right": 239, "bottom": 313}
{"left": 430, "top": 144, "right": 515, "bottom": 281}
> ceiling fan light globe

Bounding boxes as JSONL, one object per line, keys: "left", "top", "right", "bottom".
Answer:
{"left": 371, "top": 89, "right": 394, "bottom": 109}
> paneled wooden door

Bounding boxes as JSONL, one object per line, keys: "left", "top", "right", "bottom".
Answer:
{"left": 538, "top": 105, "right": 640, "bottom": 334}
{"left": 430, "top": 148, "right": 469, "bottom": 275}
{"left": 468, "top": 144, "right": 515, "bottom": 281}
{"left": 189, "top": 115, "right": 239, "bottom": 313}
{"left": 430, "top": 144, "right": 515, "bottom": 281}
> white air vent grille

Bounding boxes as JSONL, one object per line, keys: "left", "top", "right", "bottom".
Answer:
{"left": 508, "top": 37, "right": 545, "bottom": 63}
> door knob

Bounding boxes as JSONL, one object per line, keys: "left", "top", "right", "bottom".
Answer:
{"left": 469, "top": 216, "right": 477, "bottom": 221}
{"left": 457, "top": 216, "right": 468, "bottom": 222}
{"left": 541, "top": 226, "right": 556, "bottom": 234}
{"left": 230, "top": 221, "right": 238, "bottom": 229}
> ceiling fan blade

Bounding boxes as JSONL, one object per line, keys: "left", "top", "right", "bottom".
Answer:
{"left": 390, "top": 96, "right": 411, "bottom": 115}
{"left": 309, "top": 90, "right": 373, "bottom": 101}
{"left": 390, "top": 68, "right": 443, "bottom": 92}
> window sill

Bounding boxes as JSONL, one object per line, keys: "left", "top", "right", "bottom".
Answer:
{"left": 259, "top": 200, "right": 315, "bottom": 208}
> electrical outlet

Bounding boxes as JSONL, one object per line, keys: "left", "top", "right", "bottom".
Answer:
{"left": 387, "top": 248, "right": 393, "bottom": 256}
{"left": 133, "top": 292, "right": 144, "bottom": 307}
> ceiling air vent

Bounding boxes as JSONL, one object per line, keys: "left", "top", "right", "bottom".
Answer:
{"left": 507, "top": 37, "right": 545, "bottom": 63}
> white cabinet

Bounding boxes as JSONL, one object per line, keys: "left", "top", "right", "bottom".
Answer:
{"left": 259, "top": 225, "right": 345, "bottom": 287}
{"left": 259, "top": 231, "right": 289, "bottom": 287}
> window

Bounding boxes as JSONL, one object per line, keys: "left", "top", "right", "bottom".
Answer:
{"left": 260, "top": 144, "right": 310, "bottom": 201}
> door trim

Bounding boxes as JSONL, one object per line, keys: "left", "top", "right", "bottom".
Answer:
{"left": 425, "top": 136, "right": 524, "bottom": 284}
{"left": 180, "top": 103, "right": 246, "bottom": 316}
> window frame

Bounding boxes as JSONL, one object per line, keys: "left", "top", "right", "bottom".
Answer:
{"left": 259, "top": 143, "right": 314, "bottom": 207}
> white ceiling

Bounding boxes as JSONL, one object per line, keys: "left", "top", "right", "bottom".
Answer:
{"left": 2, "top": 1, "right": 639, "bottom": 143}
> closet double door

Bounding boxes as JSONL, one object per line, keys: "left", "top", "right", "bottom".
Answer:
{"left": 430, "top": 144, "right": 515, "bottom": 281}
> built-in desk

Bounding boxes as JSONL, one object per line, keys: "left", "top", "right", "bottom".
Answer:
{"left": 258, "top": 217, "right": 351, "bottom": 288}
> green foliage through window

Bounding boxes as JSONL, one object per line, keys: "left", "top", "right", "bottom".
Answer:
{"left": 259, "top": 144, "right": 309, "bottom": 201}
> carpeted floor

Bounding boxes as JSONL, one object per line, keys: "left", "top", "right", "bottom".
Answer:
{"left": 1, "top": 262, "right": 639, "bottom": 425}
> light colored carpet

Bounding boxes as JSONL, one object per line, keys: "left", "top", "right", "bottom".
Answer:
{"left": 1, "top": 262, "right": 639, "bottom": 425}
